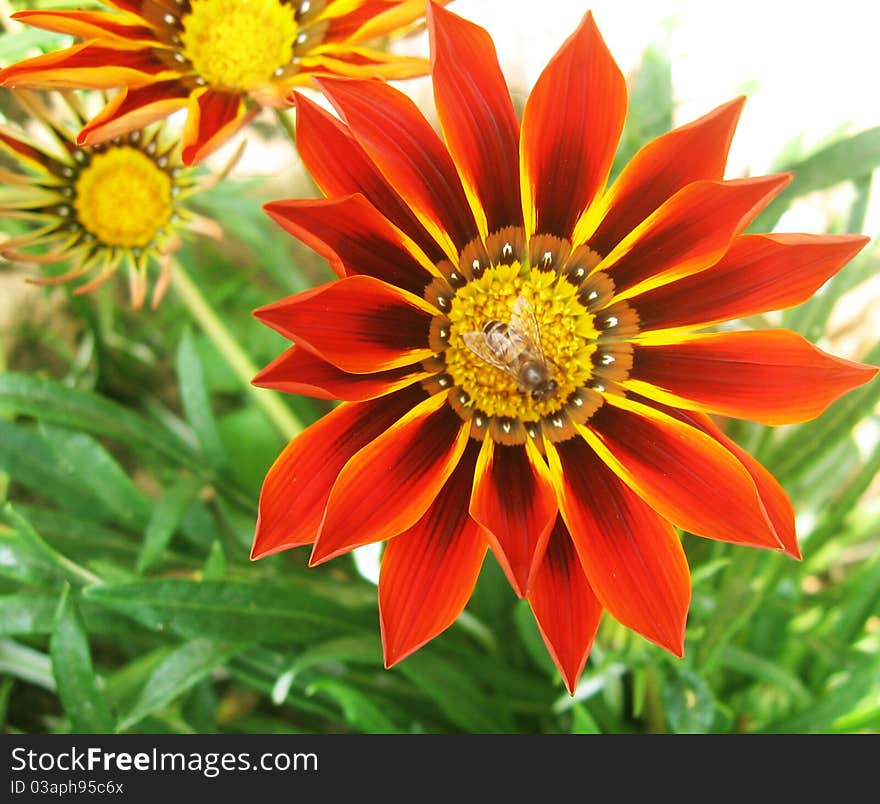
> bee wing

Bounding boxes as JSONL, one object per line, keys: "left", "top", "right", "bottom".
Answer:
{"left": 509, "top": 295, "right": 544, "bottom": 358}
{"left": 463, "top": 330, "right": 522, "bottom": 378}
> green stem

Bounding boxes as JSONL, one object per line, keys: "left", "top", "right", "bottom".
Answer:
{"left": 275, "top": 108, "right": 297, "bottom": 147}
{"left": 170, "top": 261, "right": 302, "bottom": 441}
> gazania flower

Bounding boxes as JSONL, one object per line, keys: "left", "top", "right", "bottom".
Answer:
{"left": 0, "top": 0, "right": 450, "bottom": 165}
{"left": 251, "top": 5, "right": 877, "bottom": 692}
{"left": 0, "top": 89, "right": 217, "bottom": 307}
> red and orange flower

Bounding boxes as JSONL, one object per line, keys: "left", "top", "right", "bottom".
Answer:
{"left": 251, "top": 5, "right": 876, "bottom": 691}
{"left": 0, "top": 1, "right": 447, "bottom": 164}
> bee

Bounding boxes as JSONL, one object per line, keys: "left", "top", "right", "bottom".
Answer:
{"left": 463, "top": 295, "right": 560, "bottom": 402}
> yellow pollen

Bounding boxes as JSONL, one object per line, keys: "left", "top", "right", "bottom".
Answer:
{"left": 445, "top": 265, "right": 599, "bottom": 421}
{"left": 181, "top": 0, "right": 299, "bottom": 91}
{"left": 74, "top": 147, "right": 172, "bottom": 248}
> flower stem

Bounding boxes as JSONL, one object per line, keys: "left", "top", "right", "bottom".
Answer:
{"left": 170, "top": 261, "right": 302, "bottom": 441}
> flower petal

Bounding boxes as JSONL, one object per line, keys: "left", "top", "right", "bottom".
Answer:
{"left": 470, "top": 437, "right": 558, "bottom": 598}
{"left": 311, "top": 393, "right": 470, "bottom": 564}
{"left": 597, "top": 175, "right": 791, "bottom": 299}
{"left": 627, "top": 330, "right": 878, "bottom": 425}
{"left": 316, "top": 75, "right": 479, "bottom": 260}
{"left": 546, "top": 436, "right": 690, "bottom": 656}
{"left": 77, "top": 80, "right": 190, "bottom": 145}
{"left": 252, "top": 386, "right": 424, "bottom": 559}
{"left": 264, "top": 194, "right": 436, "bottom": 295}
{"left": 632, "top": 233, "right": 871, "bottom": 333}
{"left": 520, "top": 11, "right": 626, "bottom": 240}
{"left": 584, "top": 395, "right": 781, "bottom": 549}
{"left": 428, "top": 3, "right": 521, "bottom": 235}
{"left": 581, "top": 97, "right": 744, "bottom": 254}
{"left": 379, "top": 440, "right": 486, "bottom": 666}
{"left": 181, "top": 89, "right": 255, "bottom": 166}
{"left": 11, "top": 10, "right": 156, "bottom": 41}
{"left": 254, "top": 275, "right": 435, "bottom": 373}
{"left": 252, "top": 345, "right": 428, "bottom": 401}
{"left": 292, "top": 92, "right": 444, "bottom": 263}
{"left": 527, "top": 516, "right": 603, "bottom": 694}
{"left": 328, "top": 0, "right": 452, "bottom": 44}
{"left": 0, "top": 40, "right": 173, "bottom": 89}
{"left": 297, "top": 49, "right": 430, "bottom": 81}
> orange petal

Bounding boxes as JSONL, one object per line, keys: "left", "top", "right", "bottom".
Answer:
{"left": 633, "top": 233, "right": 870, "bottom": 334}
{"left": 597, "top": 174, "right": 791, "bottom": 299}
{"left": 252, "top": 386, "right": 424, "bottom": 559}
{"left": 527, "top": 517, "right": 603, "bottom": 694}
{"left": 264, "top": 194, "right": 436, "bottom": 294}
{"left": 252, "top": 345, "right": 428, "bottom": 401}
{"left": 582, "top": 97, "right": 744, "bottom": 254}
{"left": 311, "top": 393, "right": 470, "bottom": 564}
{"left": 253, "top": 275, "right": 434, "bottom": 373}
{"left": 546, "top": 437, "right": 690, "bottom": 657}
{"left": 297, "top": 49, "right": 430, "bottom": 80}
{"left": 627, "top": 330, "right": 878, "bottom": 425}
{"left": 11, "top": 10, "right": 156, "bottom": 41}
{"left": 292, "top": 91, "right": 445, "bottom": 264}
{"left": 428, "top": 3, "right": 521, "bottom": 235}
{"left": 520, "top": 11, "right": 626, "bottom": 240}
{"left": 469, "top": 437, "right": 558, "bottom": 598}
{"left": 584, "top": 395, "right": 781, "bottom": 550}
{"left": 327, "top": 0, "right": 451, "bottom": 44}
{"left": 316, "top": 75, "right": 478, "bottom": 260}
{"left": 181, "top": 89, "right": 255, "bottom": 166}
{"left": 379, "top": 440, "right": 486, "bottom": 667}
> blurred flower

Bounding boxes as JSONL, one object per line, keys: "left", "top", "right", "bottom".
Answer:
{"left": 250, "top": 5, "right": 877, "bottom": 692}
{"left": 0, "top": 89, "right": 221, "bottom": 308}
{"left": 0, "top": 0, "right": 449, "bottom": 165}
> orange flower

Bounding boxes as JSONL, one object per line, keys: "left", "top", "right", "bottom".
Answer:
{"left": 0, "top": 89, "right": 219, "bottom": 307}
{"left": 0, "top": 1, "right": 446, "bottom": 164}
{"left": 251, "top": 5, "right": 877, "bottom": 692}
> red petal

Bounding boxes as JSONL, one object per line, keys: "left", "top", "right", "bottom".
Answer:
{"left": 547, "top": 437, "right": 690, "bottom": 656}
{"left": 296, "top": 49, "right": 430, "bottom": 81}
{"left": 252, "top": 345, "right": 428, "bottom": 401}
{"left": 11, "top": 10, "right": 156, "bottom": 40}
{"left": 628, "top": 330, "right": 878, "bottom": 425}
{"left": 326, "top": 0, "right": 451, "bottom": 43}
{"left": 0, "top": 40, "right": 173, "bottom": 89}
{"left": 598, "top": 175, "right": 791, "bottom": 298}
{"left": 469, "top": 437, "right": 558, "bottom": 598}
{"left": 293, "top": 92, "right": 444, "bottom": 264}
{"left": 316, "top": 75, "right": 478, "bottom": 260}
{"left": 428, "top": 4, "right": 521, "bottom": 234}
{"left": 311, "top": 394, "right": 470, "bottom": 564}
{"left": 379, "top": 440, "right": 486, "bottom": 666}
{"left": 252, "top": 386, "right": 424, "bottom": 559}
{"left": 527, "top": 517, "right": 603, "bottom": 693}
{"left": 181, "top": 90, "right": 255, "bottom": 166}
{"left": 665, "top": 406, "right": 800, "bottom": 559}
{"left": 584, "top": 97, "right": 744, "bottom": 255}
{"left": 520, "top": 11, "right": 626, "bottom": 240}
{"left": 77, "top": 80, "right": 189, "bottom": 145}
{"left": 264, "top": 195, "right": 435, "bottom": 295}
{"left": 254, "top": 275, "right": 435, "bottom": 373}
{"left": 633, "top": 233, "right": 871, "bottom": 333}
{"left": 585, "top": 396, "right": 780, "bottom": 549}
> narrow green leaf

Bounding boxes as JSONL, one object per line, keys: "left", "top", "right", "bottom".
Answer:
{"left": 751, "top": 127, "right": 880, "bottom": 232}
{"left": 176, "top": 329, "right": 226, "bottom": 467}
{"left": 83, "top": 579, "right": 372, "bottom": 644}
{"left": 50, "top": 586, "right": 115, "bottom": 733}
{"left": 119, "top": 639, "right": 245, "bottom": 731}
{"left": 0, "top": 594, "right": 59, "bottom": 636}
{"left": 202, "top": 541, "right": 226, "bottom": 580}
{"left": 0, "top": 676, "right": 13, "bottom": 728}
{"left": 571, "top": 704, "right": 602, "bottom": 734}
{"left": 137, "top": 477, "right": 203, "bottom": 573}
{"left": 0, "top": 639, "right": 55, "bottom": 692}
{"left": 306, "top": 678, "right": 398, "bottom": 733}
{"left": 719, "top": 646, "right": 811, "bottom": 705}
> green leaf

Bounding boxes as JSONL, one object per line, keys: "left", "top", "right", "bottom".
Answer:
{"left": 202, "top": 541, "right": 226, "bottom": 580}
{"left": 50, "top": 586, "right": 115, "bottom": 733}
{"left": 660, "top": 668, "right": 718, "bottom": 734}
{"left": 751, "top": 127, "right": 880, "bottom": 232}
{"left": 176, "top": 329, "right": 226, "bottom": 467}
{"left": 571, "top": 704, "right": 603, "bottom": 734}
{"left": 306, "top": 678, "right": 398, "bottom": 733}
{"left": 0, "top": 639, "right": 55, "bottom": 692}
{"left": 119, "top": 639, "right": 245, "bottom": 731}
{"left": 137, "top": 477, "right": 204, "bottom": 573}
{"left": 0, "top": 594, "right": 59, "bottom": 636}
{"left": 83, "top": 579, "right": 372, "bottom": 644}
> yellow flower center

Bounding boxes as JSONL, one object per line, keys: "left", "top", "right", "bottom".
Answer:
{"left": 181, "top": 0, "right": 299, "bottom": 91}
{"left": 445, "top": 264, "right": 599, "bottom": 422}
{"left": 74, "top": 147, "right": 172, "bottom": 248}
